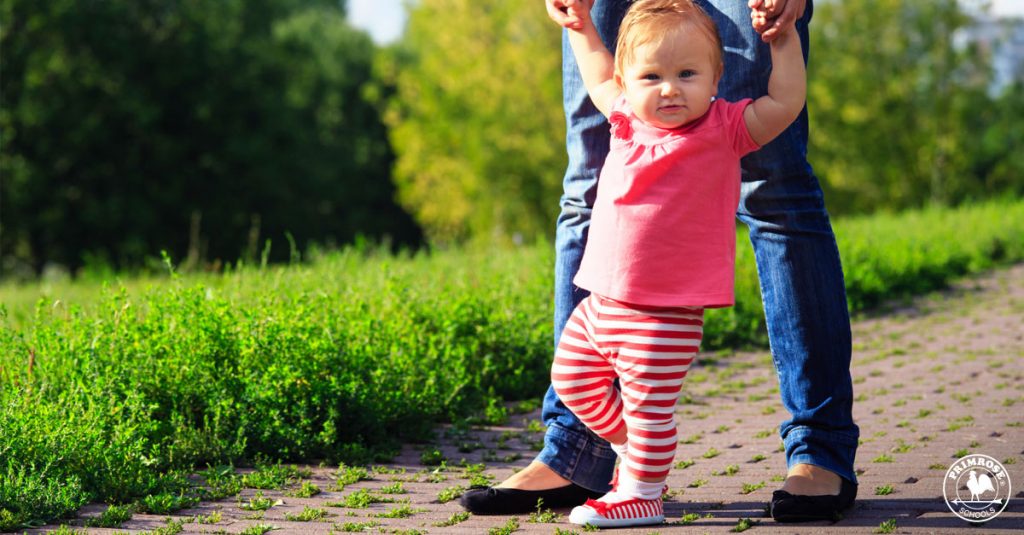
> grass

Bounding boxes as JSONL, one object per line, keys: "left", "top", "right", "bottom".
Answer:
{"left": 740, "top": 481, "right": 765, "bottom": 494}
{"left": 433, "top": 511, "right": 470, "bottom": 527}
{"left": 284, "top": 506, "right": 329, "bottom": 521}
{"left": 285, "top": 481, "right": 321, "bottom": 498}
{"left": 2, "top": 199, "right": 1023, "bottom": 529}
{"left": 435, "top": 485, "right": 466, "bottom": 504}
{"left": 731, "top": 517, "right": 758, "bottom": 532}
{"left": 488, "top": 518, "right": 520, "bottom": 535}
{"left": 239, "top": 491, "right": 280, "bottom": 512}
{"left": 84, "top": 503, "right": 134, "bottom": 528}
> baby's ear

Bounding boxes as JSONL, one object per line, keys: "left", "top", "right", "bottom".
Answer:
{"left": 614, "top": 70, "right": 625, "bottom": 90}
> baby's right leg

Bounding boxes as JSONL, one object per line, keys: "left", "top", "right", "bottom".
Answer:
{"left": 551, "top": 296, "right": 626, "bottom": 440}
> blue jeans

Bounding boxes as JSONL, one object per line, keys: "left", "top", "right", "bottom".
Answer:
{"left": 542, "top": 0, "right": 859, "bottom": 492}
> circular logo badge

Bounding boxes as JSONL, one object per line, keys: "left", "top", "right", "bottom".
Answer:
{"left": 943, "top": 454, "right": 1012, "bottom": 523}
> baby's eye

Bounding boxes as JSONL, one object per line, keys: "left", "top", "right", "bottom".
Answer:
{"left": 642, "top": 73, "right": 660, "bottom": 81}
{"left": 679, "top": 70, "right": 697, "bottom": 79}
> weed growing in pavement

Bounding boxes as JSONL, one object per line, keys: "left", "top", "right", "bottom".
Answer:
{"left": 140, "top": 517, "right": 185, "bottom": 535}
{"left": 526, "top": 499, "right": 561, "bottom": 523}
{"left": 200, "top": 466, "right": 244, "bottom": 500}
{"left": 378, "top": 482, "right": 406, "bottom": 494}
{"left": 675, "top": 459, "right": 696, "bottom": 469}
{"left": 371, "top": 504, "right": 426, "bottom": 518}
{"left": 285, "top": 481, "right": 321, "bottom": 498}
{"left": 419, "top": 449, "right": 446, "bottom": 466}
{"left": 891, "top": 440, "right": 915, "bottom": 453}
{"left": 239, "top": 491, "right": 280, "bottom": 511}
{"left": 488, "top": 518, "right": 520, "bottom": 535}
{"left": 436, "top": 485, "right": 466, "bottom": 503}
{"left": 873, "top": 454, "right": 895, "bottom": 463}
{"left": 332, "top": 520, "right": 380, "bottom": 532}
{"left": 875, "top": 484, "right": 895, "bottom": 495}
{"left": 680, "top": 433, "right": 703, "bottom": 444}
{"left": 434, "top": 511, "right": 471, "bottom": 527}
{"left": 875, "top": 518, "right": 897, "bottom": 533}
{"left": 194, "top": 510, "right": 222, "bottom": 524}
{"left": 242, "top": 462, "right": 311, "bottom": 490}
{"left": 84, "top": 503, "right": 135, "bottom": 528}
{"left": 239, "top": 523, "right": 276, "bottom": 535}
{"left": 140, "top": 491, "right": 201, "bottom": 514}
{"left": 749, "top": 454, "right": 767, "bottom": 463}
{"left": 731, "top": 517, "right": 758, "bottom": 532}
{"left": 341, "top": 489, "right": 393, "bottom": 508}
{"left": 285, "top": 506, "right": 329, "bottom": 521}
{"left": 333, "top": 465, "right": 372, "bottom": 491}
{"left": 740, "top": 482, "right": 765, "bottom": 494}
{"left": 702, "top": 448, "right": 721, "bottom": 459}
{"left": 722, "top": 464, "right": 740, "bottom": 476}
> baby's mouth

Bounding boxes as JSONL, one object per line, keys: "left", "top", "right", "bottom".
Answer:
{"left": 660, "top": 104, "right": 684, "bottom": 112}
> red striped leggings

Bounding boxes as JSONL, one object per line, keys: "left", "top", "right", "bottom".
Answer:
{"left": 551, "top": 294, "right": 704, "bottom": 481}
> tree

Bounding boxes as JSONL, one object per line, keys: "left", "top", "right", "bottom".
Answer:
{"left": 0, "top": 0, "right": 420, "bottom": 276}
{"left": 807, "top": 0, "right": 997, "bottom": 213}
{"left": 382, "top": 0, "right": 565, "bottom": 245}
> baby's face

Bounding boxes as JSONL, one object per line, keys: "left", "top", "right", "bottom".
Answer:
{"left": 617, "top": 29, "right": 721, "bottom": 129}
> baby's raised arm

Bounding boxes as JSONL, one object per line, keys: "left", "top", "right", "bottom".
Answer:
{"left": 742, "top": 23, "right": 806, "bottom": 146}
{"left": 556, "top": 0, "right": 622, "bottom": 118}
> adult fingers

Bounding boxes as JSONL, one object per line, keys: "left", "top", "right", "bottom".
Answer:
{"left": 546, "top": 0, "right": 584, "bottom": 29}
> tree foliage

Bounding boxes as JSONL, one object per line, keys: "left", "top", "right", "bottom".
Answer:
{"left": 385, "top": 0, "right": 1022, "bottom": 243}
{"left": 382, "top": 0, "right": 565, "bottom": 245}
{"left": 0, "top": 0, "right": 421, "bottom": 276}
{"left": 808, "top": 0, "right": 1023, "bottom": 212}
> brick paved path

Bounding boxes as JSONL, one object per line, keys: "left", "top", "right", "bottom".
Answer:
{"left": 39, "top": 265, "right": 1024, "bottom": 534}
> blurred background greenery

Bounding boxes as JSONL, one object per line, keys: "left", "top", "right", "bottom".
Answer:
{"left": 2, "top": 0, "right": 1022, "bottom": 278}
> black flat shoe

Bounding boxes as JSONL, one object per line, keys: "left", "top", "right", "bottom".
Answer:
{"left": 459, "top": 483, "right": 602, "bottom": 514}
{"left": 770, "top": 478, "right": 857, "bottom": 522}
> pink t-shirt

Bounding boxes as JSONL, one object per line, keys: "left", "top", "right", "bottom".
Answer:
{"left": 573, "top": 97, "right": 760, "bottom": 308}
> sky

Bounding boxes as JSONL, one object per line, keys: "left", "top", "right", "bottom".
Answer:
{"left": 348, "top": 0, "right": 1024, "bottom": 44}
{"left": 348, "top": 0, "right": 406, "bottom": 44}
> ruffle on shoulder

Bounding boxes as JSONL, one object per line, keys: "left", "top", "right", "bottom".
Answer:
{"left": 609, "top": 111, "right": 633, "bottom": 141}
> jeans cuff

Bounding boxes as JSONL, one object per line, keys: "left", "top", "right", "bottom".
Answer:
{"left": 783, "top": 426, "right": 859, "bottom": 484}
{"left": 536, "top": 422, "right": 616, "bottom": 493}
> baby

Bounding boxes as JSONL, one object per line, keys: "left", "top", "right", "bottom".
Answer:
{"left": 549, "top": 0, "right": 806, "bottom": 528}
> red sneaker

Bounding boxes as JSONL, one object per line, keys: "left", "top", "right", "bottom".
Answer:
{"left": 569, "top": 496, "right": 665, "bottom": 528}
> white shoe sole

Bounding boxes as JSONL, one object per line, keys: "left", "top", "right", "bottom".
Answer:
{"left": 568, "top": 505, "right": 664, "bottom": 528}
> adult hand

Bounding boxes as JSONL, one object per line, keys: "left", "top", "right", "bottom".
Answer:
{"left": 546, "top": 0, "right": 591, "bottom": 31}
{"left": 749, "top": 0, "right": 806, "bottom": 42}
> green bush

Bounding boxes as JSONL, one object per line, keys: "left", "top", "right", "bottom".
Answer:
{"left": 1, "top": 199, "right": 1022, "bottom": 530}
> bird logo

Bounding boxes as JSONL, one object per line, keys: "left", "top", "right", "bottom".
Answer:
{"left": 965, "top": 470, "right": 995, "bottom": 502}
{"left": 943, "top": 454, "right": 1012, "bottom": 523}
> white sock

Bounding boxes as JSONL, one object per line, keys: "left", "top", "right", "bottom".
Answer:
{"left": 610, "top": 441, "right": 629, "bottom": 462}
{"left": 612, "top": 471, "right": 664, "bottom": 501}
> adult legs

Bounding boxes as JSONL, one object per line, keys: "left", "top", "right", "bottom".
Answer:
{"left": 461, "top": 2, "right": 629, "bottom": 512}
{"left": 702, "top": 0, "right": 860, "bottom": 493}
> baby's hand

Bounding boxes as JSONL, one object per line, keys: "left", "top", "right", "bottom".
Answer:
{"left": 748, "top": 0, "right": 805, "bottom": 42}
{"left": 546, "top": 0, "right": 592, "bottom": 31}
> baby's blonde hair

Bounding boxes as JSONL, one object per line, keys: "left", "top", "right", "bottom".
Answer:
{"left": 614, "top": 0, "right": 724, "bottom": 77}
